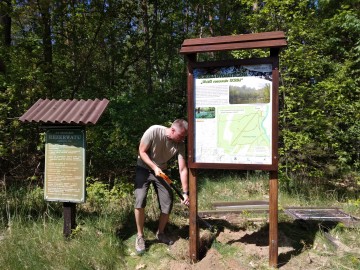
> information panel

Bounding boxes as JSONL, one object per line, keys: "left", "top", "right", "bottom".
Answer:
{"left": 44, "top": 128, "right": 86, "bottom": 203}
{"left": 194, "top": 64, "right": 273, "bottom": 165}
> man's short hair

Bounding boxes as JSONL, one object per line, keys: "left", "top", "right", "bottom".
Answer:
{"left": 172, "top": 119, "right": 188, "bottom": 132}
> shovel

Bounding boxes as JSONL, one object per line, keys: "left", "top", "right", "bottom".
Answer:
{"left": 159, "top": 172, "right": 213, "bottom": 231}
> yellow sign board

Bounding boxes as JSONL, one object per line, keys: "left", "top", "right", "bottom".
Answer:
{"left": 44, "top": 128, "right": 86, "bottom": 203}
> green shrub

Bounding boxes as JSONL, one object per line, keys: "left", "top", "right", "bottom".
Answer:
{"left": 85, "top": 178, "right": 133, "bottom": 213}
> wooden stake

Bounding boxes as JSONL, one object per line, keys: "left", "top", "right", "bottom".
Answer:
{"left": 63, "top": 202, "right": 76, "bottom": 238}
{"left": 269, "top": 170, "right": 278, "bottom": 267}
{"left": 189, "top": 168, "right": 199, "bottom": 263}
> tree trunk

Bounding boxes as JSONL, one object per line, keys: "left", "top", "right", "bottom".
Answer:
{"left": 0, "top": 0, "right": 12, "bottom": 73}
{"left": 38, "top": 0, "right": 53, "bottom": 97}
{"left": 141, "top": 0, "right": 153, "bottom": 94}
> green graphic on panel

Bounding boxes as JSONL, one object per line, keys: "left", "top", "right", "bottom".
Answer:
{"left": 217, "top": 105, "right": 270, "bottom": 159}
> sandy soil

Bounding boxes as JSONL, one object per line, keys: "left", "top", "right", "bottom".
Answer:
{"left": 139, "top": 215, "right": 344, "bottom": 270}
{"left": 164, "top": 227, "right": 296, "bottom": 270}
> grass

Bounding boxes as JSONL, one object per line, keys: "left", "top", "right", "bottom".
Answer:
{"left": 0, "top": 217, "right": 127, "bottom": 269}
{"left": 197, "top": 170, "right": 270, "bottom": 209}
{"left": 0, "top": 171, "right": 359, "bottom": 269}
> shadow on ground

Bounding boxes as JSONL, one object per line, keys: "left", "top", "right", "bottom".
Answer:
{"left": 208, "top": 218, "right": 339, "bottom": 268}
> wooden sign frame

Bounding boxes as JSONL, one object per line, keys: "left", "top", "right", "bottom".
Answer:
{"left": 180, "top": 31, "right": 287, "bottom": 268}
{"left": 187, "top": 57, "right": 279, "bottom": 171}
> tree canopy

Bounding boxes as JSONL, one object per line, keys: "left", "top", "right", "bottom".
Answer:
{"left": 0, "top": 0, "right": 359, "bottom": 186}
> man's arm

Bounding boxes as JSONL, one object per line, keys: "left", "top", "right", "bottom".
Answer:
{"left": 138, "top": 140, "right": 163, "bottom": 176}
{"left": 178, "top": 155, "right": 189, "bottom": 205}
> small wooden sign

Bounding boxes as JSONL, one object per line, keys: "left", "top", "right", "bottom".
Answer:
{"left": 44, "top": 128, "right": 86, "bottom": 203}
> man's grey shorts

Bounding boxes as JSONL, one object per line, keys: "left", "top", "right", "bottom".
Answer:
{"left": 134, "top": 166, "right": 173, "bottom": 214}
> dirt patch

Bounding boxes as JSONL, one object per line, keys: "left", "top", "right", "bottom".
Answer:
{"left": 151, "top": 227, "right": 271, "bottom": 270}
{"left": 136, "top": 215, "right": 353, "bottom": 270}
{"left": 193, "top": 248, "right": 230, "bottom": 270}
{"left": 169, "top": 238, "right": 190, "bottom": 260}
{"left": 167, "top": 247, "right": 246, "bottom": 270}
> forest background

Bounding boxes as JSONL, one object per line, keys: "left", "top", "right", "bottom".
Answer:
{"left": 0, "top": 0, "right": 359, "bottom": 202}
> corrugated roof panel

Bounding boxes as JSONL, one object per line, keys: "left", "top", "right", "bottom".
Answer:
{"left": 62, "top": 99, "right": 84, "bottom": 123}
{"left": 19, "top": 99, "right": 109, "bottom": 125}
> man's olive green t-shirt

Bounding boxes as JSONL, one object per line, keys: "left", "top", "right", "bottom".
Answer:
{"left": 137, "top": 125, "right": 185, "bottom": 170}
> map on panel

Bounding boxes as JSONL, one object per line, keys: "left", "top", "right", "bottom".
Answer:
{"left": 193, "top": 64, "right": 273, "bottom": 164}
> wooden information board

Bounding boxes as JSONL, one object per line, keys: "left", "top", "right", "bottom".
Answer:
{"left": 190, "top": 59, "right": 278, "bottom": 170}
{"left": 44, "top": 128, "right": 86, "bottom": 203}
{"left": 180, "top": 31, "right": 287, "bottom": 267}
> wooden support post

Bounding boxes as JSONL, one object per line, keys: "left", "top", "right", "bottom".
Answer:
{"left": 269, "top": 46, "right": 279, "bottom": 268}
{"left": 63, "top": 202, "right": 76, "bottom": 238}
{"left": 189, "top": 168, "right": 199, "bottom": 263}
{"left": 269, "top": 170, "right": 278, "bottom": 267}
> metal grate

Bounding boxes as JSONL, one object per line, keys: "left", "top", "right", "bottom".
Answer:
{"left": 284, "top": 207, "right": 360, "bottom": 227}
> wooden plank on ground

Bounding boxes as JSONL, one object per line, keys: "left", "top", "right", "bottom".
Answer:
{"left": 198, "top": 209, "right": 269, "bottom": 218}
{"left": 212, "top": 200, "right": 269, "bottom": 211}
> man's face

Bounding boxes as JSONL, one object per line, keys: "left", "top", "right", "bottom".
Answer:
{"left": 170, "top": 127, "right": 187, "bottom": 142}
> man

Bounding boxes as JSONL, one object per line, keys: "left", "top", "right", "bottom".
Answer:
{"left": 134, "top": 119, "right": 189, "bottom": 254}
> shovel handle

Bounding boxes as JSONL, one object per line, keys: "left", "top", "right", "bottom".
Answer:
{"left": 159, "top": 172, "right": 213, "bottom": 231}
{"left": 159, "top": 172, "right": 184, "bottom": 200}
